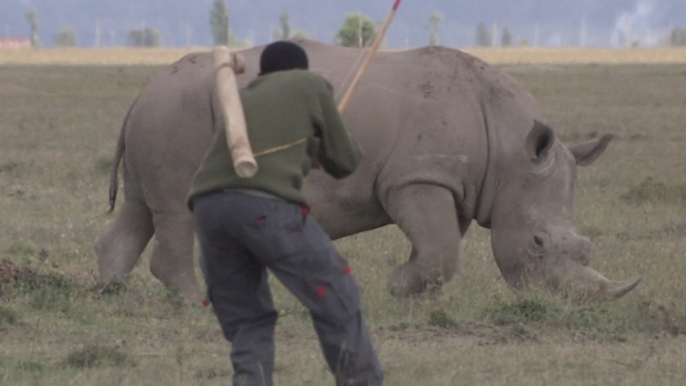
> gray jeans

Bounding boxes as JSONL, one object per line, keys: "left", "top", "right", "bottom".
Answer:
{"left": 192, "top": 190, "right": 383, "bottom": 386}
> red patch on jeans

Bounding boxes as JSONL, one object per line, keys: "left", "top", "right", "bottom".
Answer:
{"left": 300, "top": 204, "right": 310, "bottom": 219}
{"left": 343, "top": 266, "right": 352, "bottom": 275}
{"left": 256, "top": 216, "right": 267, "bottom": 225}
{"left": 315, "top": 286, "right": 327, "bottom": 297}
{"left": 202, "top": 298, "right": 210, "bottom": 308}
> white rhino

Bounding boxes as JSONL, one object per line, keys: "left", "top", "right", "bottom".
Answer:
{"left": 95, "top": 39, "right": 641, "bottom": 303}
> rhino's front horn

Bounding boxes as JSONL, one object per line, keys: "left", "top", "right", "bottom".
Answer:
{"left": 561, "top": 265, "right": 642, "bottom": 302}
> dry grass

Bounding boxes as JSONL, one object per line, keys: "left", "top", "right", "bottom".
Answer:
{"left": 0, "top": 48, "right": 208, "bottom": 66}
{"left": 1, "top": 55, "right": 686, "bottom": 385}
{"left": 466, "top": 47, "right": 686, "bottom": 65}
{"left": 2, "top": 46, "right": 686, "bottom": 66}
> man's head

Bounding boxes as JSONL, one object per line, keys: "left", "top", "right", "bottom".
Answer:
{"left": 259, "top": 41, "right": 309, "bottom": 76}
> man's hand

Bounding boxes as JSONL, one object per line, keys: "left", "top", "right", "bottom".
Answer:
{"left": 307, "top": 137, "right": 323, "bottom": 170}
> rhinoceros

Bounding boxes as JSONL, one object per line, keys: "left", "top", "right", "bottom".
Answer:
{"left": 94, "top": 39, "right": 641, "bottom": 303}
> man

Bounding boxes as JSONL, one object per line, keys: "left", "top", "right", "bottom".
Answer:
{"left": 187, "top": 41, "right": 384, "bottom": 386}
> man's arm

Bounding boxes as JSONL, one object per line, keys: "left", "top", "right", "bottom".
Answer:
{"left": 311, "top": 79, "right": 362, "bottom": 179}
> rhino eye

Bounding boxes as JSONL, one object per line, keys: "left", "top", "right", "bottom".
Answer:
{"left": 533, "top": 235, "right": 546, "bottom": 258}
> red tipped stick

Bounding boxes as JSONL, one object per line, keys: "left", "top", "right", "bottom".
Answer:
{"left": 338, "top": 0, "right": 403, "bottom": 113}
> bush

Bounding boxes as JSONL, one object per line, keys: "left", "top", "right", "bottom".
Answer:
{"left": 427, "top": 309, "right": 458, "bottom": 328}
{"left": 127, "top": 27, "right": 161, "bottom": 47}
{"left": 486, "top": 297, "right": 553, "bottom": 325}
{"left": 335, "top": 13, "right": 377, "bottom": 48}
{"left": 16, "top": 360, "right": 45, "bottom": 372}
{"left": 669, "top": 27, "right": 686, "bottom": 47}
{"left": 0, "top": 306, "right": 19, "bottom": 327}
{"left": 54, "top": 26, "right": 78, "bottom": 47}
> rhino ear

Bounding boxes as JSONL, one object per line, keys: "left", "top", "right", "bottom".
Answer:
{"left": 525, "top": 120, "right": 556, "bottom": 162}
{"left": 569, "top": 134, "right": 614, "bottom": 166}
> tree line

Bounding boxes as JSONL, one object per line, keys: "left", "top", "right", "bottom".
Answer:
{"left": 22, "top": 2, "right": 686, "bottom": 49}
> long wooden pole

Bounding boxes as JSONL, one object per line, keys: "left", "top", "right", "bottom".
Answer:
{"left": 213, "top": 47, "right": 258, "bottom": 178}
{"left": 337, "top": 0, "right": 403, "bottom": 113}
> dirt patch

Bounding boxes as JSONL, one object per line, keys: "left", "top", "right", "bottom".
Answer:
{"left": 0, "top": 258, "right": 75, "bottom": 295}
{"left": 0, "top": 259, "right": 22, "bottom": 286}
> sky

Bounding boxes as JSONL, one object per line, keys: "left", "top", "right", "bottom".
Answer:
{"left": 1, "top": 0, "right": 685, "bottom": 48}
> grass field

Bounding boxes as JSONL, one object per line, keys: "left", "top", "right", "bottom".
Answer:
{"left": 1, "top": 49, "right": 686, "bottom": 385}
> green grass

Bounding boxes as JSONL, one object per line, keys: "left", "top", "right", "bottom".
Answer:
{"left": 1, "top": 62, "right": 686, "bottom": 385}
{"left": 0, "top": 306, "right": 19, "bottom": 327}
{"left": 621, "top": 176, "right": 686, "bottom": 204}
{"left": 64, "top": 344, "right": 135, "bottom": 369}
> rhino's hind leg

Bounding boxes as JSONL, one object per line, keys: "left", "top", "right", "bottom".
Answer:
{"left": 149, "top": 213, "right": 202, "bottom": 303}
{"left": 95, "top": 200, "right": 154, "bottom": 284}
{"left": 383, "top": 184, "right": 462, "bottom": 297}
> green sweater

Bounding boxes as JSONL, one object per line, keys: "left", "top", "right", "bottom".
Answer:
{"left": 187, "top": 69, "right": 362, "bottom": 210}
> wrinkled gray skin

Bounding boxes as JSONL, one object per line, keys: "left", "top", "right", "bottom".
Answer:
{"left": 95, "top": 39, "right": 641, "bottom": 304}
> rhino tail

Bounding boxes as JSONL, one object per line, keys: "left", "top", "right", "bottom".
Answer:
{"left": 106, "top": 97, "right": 138, "bottom": 214}
{"left": 106, "top": 130, "right": 124, "bottom": 214}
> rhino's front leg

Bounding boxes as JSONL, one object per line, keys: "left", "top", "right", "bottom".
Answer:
{"left": 382, "top": 184, "right": 462, "bottom": 297}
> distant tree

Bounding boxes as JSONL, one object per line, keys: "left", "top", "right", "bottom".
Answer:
{"left": 272, "top": 28, "right": 308, "bottom": 41}
{"left": 272, "top": 11, "right": 308, "bottom": 40}
{"left": 229, "top": 32, "right": 246, "bottom": 46}
{"left": 293, "top": 30, "right": 309, "bottom": 39}
{"left": 54, "top": 26, "right": 78, "bottom": 47}
{"left": 669, "top": 27, "right": 686, "bottom": 46}
{"left": 335, "top": 12, "right": 377, "bottom": 48}
{"left": 127, "top": 28, "right": 161, "bottom": 47}
{"left": 280, "top": 11, "right": 292, "bottom": 39}
{"left": 501, "top": 28, "right": 512, "bottom": 47}
{"left": 26, "top": 7, "right": 39, "bottom": 47}
{"left": 428, "top": 13, "right": 444, "bottom": 46}
{"left": 374, "top": 19, "right": 389, "bottom": 48}
{"left": 475, "top": 22, "right": 491, "bottom": 47}
{"left": 210, "top": 0, "right": 229, "bottom": 45}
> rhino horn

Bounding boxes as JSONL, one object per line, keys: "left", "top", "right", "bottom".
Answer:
{"left": 561, "top": 265, "right": 642, "bottom": 302}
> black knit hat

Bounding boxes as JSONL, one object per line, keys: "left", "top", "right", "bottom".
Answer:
{"left": 259, "top": 41, "right": 309, "bottom": 75}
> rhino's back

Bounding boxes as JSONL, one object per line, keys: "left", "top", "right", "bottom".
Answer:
{"left": 123, "top": 52, "right": 218, "bottom": 209}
